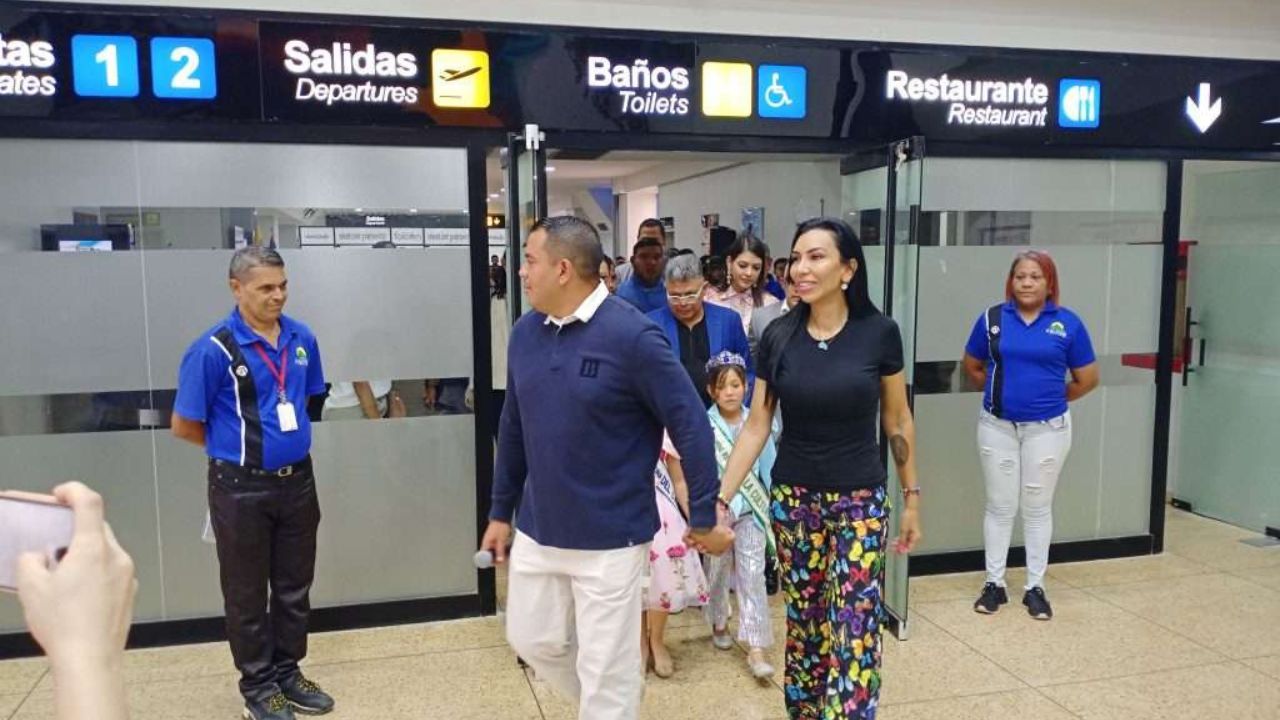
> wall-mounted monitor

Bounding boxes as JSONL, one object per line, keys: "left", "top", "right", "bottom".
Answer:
{"left": 40, "top": 224, "right": 134, "bottom": 252}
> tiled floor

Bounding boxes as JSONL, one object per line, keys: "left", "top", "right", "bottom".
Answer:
{"left": 4, "top": 508, "right": 1280, "bottom": 719}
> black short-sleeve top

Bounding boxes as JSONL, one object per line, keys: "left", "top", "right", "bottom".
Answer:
{"left": 757, "top": 312, "right": 904, "bottom": 490}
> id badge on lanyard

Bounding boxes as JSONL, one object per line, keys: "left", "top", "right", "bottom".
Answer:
{"left": 254, "top": 342, "right": 298, "bottom": 433}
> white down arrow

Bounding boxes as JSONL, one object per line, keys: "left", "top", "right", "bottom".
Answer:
{"left": 1185, "top": 83, "right": 1222, "bottom": 133}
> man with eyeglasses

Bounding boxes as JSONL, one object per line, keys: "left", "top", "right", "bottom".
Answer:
{"left": 646, "top": 253, "right": 752, "bottom": 408}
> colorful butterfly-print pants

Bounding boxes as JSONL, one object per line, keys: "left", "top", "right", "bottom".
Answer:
{"left": 772, "top": 483, "right": 888, "bottom": 720}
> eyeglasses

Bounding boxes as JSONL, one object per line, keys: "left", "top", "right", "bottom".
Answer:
{"left": 667, "top": 284, "right": 706, "bottom": 305}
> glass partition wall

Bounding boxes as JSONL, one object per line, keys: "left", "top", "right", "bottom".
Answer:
{"left": 846, "top": 158, "right": 1167, "bottom": 568}
{"left": 0, "top": 139, "right": 478, "bottom": 632}
{"left": 1174, "top": 161, "right": 1280, "bottom": 534}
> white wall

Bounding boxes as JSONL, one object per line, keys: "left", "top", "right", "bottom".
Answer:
{"left": 658, "top": 161, "right": 839, "bottom": 259}
{"left": 51, "top": 0, "right": 1280, "bottom": 60}
{"left": 617, "top": 188, "right": 658, "bottom": 256}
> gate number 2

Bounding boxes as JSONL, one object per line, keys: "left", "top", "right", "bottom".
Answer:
{"left": 151, "top": 37, "right": 218, "bottom": 100}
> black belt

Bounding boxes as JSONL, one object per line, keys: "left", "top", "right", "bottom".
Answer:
{"left": 211, "top": 456, "right": 312, "bottom": 478}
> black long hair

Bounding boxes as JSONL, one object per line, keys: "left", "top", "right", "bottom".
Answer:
{"left": 724, "top": 232, "right": 772, "bottom": 308}
{"left": 759, "top": 217, "right": 881, "bottom": 384}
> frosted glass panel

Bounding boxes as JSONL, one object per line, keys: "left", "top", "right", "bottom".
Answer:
{"left": 1186, "top": 245, "right": 1280, "bottom": 354}
{"left": 0, "top": 253, "right": 149, "bottom": 395}
{"left": 1106, "top": 245, "right": 1163, "bottom": 354}
{"left": 141, "top": 248, "right": 473, "bottom": 385}
{"left": 0, "top": 140, "right": 468, "bottom": 254}
{"left": 1098, "top": 385, "right": 1157, "bottom": 537}
{"left": 912, "top": 387, "right": 1148, "bottom": 554}
{"left": 922, "top": 159, "right": 1165, "bottom": 213}
{"left": 0, "top": 433, "right": 164, "bottom": 632}
{"left": 915, "top": 245, "right": 1158, "bottom": 363}
{"left": 900, "top": 158, "right": 1165, "bottom": 562}
{"left": 864, "top": 246, "right": 885, "bottom": 311}
{"left": 838, "top": 152, "right": 916, "bottom": 627}
{"left": 309, "top": 416, "right": 478, "bottom": 605}
{"left": 844, "top": 166, "right": 887, "bottom": 211}
{"left": 0, "top": 137, "right": 481, "bottom": 635}
{"left": 1178, "top": 226, "right": 1280, "bottom": 532}
{"left": 1185, "top": 162, "right": 1280, "bottom": 245}
{"left": 0, "top": 141, "right": 144, "bottom": 255}
{"left": 133, "top": 143, "right": 467, "bottom": 210}
{"left": 1178, "top": 365, "right": 1280, "bottom": 533}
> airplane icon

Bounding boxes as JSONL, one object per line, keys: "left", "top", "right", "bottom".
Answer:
{"left": 439, "top": 66, "right": 482, "bottom": 83}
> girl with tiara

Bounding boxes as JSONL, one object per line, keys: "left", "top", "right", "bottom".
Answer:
{"left": 703, "top": 350, "right": 779, "bottom": 679}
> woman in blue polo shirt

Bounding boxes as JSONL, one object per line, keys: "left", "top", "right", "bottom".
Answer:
{"left": 962, "top": 250, "right": 1099, "bottom": 621}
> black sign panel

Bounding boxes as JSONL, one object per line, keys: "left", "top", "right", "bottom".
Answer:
{"left": 529, "top": 35, "right": 697, "bottom": 134}
{"left": 845, "top": 50, "right": 1280, "bottom": 150}
{"left": 259, "top": 21, "right": 432, "bottom": 124}
{"left": 0, "top": 8, "right": 258, "bottom": 122}
{"left": 3, "top": 4, "right": 1280, "bottom": 152}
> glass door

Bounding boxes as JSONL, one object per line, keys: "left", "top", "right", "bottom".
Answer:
{"left": 504, "top": 123, "right": 547, "bottom": 319}
{"left": 840, "top": 137, "right": 926, "bottom": 638}
{"left": 1176, "top": 161, "right": 1280, "bottom": 535}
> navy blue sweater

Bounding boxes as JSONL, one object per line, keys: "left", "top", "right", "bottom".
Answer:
{"left": 490, "top": 295, "right": 719, "bottom": 550}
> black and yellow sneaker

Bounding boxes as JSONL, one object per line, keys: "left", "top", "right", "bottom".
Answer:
{"left": 280, "top": 674, "right": 335, "bottom": 715}
{"left": 973, "top": 582, "right": 1009, "bottom": 614}
{"left": 1023, "top": 587, "right": 1054, "bottom": 621}
{"left": 243, "top": 692, "right": 295, "bottom": 720}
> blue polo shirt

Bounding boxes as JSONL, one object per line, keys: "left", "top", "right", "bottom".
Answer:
{"left": 175, "top": 308, "right": 325, "bottom": 470}
{"left": 615, "top": 275, "right": 667, "bottom": 314}
{"left": 964, "top": 301, "right": 1095, "bottom": 422}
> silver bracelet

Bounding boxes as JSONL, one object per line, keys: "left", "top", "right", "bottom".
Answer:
{"left": 902, "top": 486, "right": 922, "bottom": 497}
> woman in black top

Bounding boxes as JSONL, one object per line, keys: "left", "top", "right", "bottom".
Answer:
{"left": 715, "top": 218, "right": 922, "bottom": 720}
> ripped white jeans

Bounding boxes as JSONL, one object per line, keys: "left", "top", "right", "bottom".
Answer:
{"left": 978, "top": 409, "right": 1072, "bottom": 590}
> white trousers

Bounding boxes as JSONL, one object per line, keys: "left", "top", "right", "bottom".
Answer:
{"left": 977, "top": 409, "right": 1073, "bottom": 590}
{"left": 506, "top": 532, "right": 649, "bottom": 720}
{"left": 705, "top": 513, "right": 774, "bottom": 649}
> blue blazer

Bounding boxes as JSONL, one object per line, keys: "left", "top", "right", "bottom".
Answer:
{"left": 647, "top": 303, "right": 755, "bottom": 400}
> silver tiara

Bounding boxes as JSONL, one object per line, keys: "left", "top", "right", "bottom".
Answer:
{"left": 705, "top": 350, "right": 746, "bottom": 373}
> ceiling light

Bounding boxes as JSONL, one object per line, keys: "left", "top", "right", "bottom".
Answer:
{"left": 408, "top": 208, "right": 418, "bottom": 213}
{"left": 354, "top": 208, "right": 364, "bottom": 213}
{"left": 545, "top": 166, "right": 556, "bottom": 173}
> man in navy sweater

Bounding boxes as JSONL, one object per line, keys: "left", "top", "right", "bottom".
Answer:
{"left": 481, "top": 216, "right": 731, "bottom": 720}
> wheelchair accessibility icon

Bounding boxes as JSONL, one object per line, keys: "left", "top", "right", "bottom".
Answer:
{"left": 765, "top": 73, "right": 793, "bottom": 109}
{"left": 757, "top": 64, "right": 806, "bottom": 119}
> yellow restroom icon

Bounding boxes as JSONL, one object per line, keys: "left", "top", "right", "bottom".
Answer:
{"left": 701, "top": 61, "right": 753, "bottom": 118}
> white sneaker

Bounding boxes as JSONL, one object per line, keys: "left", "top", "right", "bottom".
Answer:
{"left": 711, "top": 627, "right": 734, "bottom": 651}
{"left": 747, "top": 649, "right": 774, "bottom": 679}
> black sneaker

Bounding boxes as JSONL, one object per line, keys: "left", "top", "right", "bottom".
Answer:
{"left": 1023, "top": 587, "right": 1053, "bottom": 621}
{"left": 280, "top": 674, "right": 335, "bottom": 715}
{"left": 243, "top": 693, "right": 295, "bottom": 720}
{"left": 973, "top": 582, "right": 1009, "bottom": 614}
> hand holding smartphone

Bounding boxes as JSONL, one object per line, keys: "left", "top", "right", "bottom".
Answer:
{"left": 4, "top": 483, "right": 135, "bottom": 720}
{"left": 0, "top": 491, "right": 74, "bottom": 592}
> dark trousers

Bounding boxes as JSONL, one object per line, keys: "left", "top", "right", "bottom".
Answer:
{"left": 208, "top": 460, "right": 321, "bottom": 702}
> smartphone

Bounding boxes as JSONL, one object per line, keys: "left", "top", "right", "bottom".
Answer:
{"left": 0, "top": 492, "right": 74, "bottom": 592}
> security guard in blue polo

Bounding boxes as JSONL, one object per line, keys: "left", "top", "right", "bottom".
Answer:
{"left": 172, "top": 247, "right": 334, "bottom": 720}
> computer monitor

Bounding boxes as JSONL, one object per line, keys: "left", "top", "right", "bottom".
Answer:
{"left": 40, "top": 224, "right": 133, "bottom": 252}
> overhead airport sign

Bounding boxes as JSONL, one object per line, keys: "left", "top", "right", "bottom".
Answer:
{"left": 3, "top": 8, "right": 1280, "bottom": 151}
